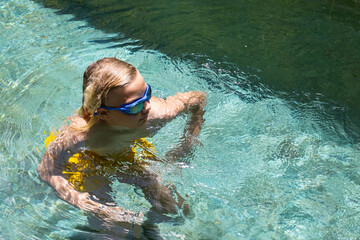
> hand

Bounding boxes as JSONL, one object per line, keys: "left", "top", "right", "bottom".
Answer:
{"left": 111, "top": 208, "right": 144, "bottom": 238}
{"left": 102, "top": 206, "right": 144, "bottom": 223}
{"left": 186, "top": 91, "right": 207, "bottom": 112}
{"left": 99, "top": 205, "right": 144, "bottom": 238}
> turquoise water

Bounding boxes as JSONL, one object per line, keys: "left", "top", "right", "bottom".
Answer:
{"left": 33, "top": 0, "right": 360, "bottom": 124}
{"left": 1, "top": 0, "right": 360, "bottom": 239}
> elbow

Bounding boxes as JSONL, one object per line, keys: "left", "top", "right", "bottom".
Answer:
{"left": 36, "top": 164, "right": 49, "bottom": 182}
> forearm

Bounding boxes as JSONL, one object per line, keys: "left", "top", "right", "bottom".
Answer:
{"left": 161, "top": 92, "right": 206, "bottom": 161}
{"left": 130, "top": 170, "right": 189, "bottom": 216}
{"left": 48, "top": 175, "right": 143, "bottom": 235}
{"left": 170, "top": 91, "right": 206, "bottom": 112}
{"left": 185, "top": 105, "right": 205, "bottom": 138}
{"left": 150, "top": 91, "right": 206, "bottom": 120}
{"left": 165, "top": 115, "right": 204, "bottom": 162}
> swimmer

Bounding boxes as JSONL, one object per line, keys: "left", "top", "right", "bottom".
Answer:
{"left": 37, "top": 57, "right": 206, "bottom": 238}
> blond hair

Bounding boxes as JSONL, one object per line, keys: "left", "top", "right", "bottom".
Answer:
{"left": 78, "top": 57, "right": 137, "bottom": 130}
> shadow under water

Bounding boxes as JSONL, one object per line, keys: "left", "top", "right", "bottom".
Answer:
{"left": 32, "top": 0, "right": 360, "bottom": 128}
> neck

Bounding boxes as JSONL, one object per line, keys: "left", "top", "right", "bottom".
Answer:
{"left": 85, "top": 121, "right": 148, "bottom": 155}
{"left": 93, "top": 120, "right": 138, "bottom": 133}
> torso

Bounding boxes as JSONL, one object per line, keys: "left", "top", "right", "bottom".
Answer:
{"left": 41, "top": 116, "right": 157, "bottom": 193}
{"left": 86, "top": 123, "right": 150, "bottom": 156}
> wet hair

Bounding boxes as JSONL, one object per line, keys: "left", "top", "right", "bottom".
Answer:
{"left": 78, "top": 57, "right": 137, "bottom": 129}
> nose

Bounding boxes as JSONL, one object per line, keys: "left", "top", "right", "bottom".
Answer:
{"left": 142, "top": 100, "right": 151, "bottom": 114}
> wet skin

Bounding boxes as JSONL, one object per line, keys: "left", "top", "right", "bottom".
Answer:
{"left": 37, "top": 70, "right": 206, "bottom": 238}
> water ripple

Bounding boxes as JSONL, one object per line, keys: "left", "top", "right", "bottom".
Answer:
{"left": 1, "top": 0, "right": 360, "bottom": 239}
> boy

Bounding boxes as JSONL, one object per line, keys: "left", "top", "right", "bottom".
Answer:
{"left": 37, "top": 57, "right": 206, "bottom": 238}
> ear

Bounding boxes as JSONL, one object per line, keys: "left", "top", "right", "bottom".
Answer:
{"left": 96, "top": 109, "right": 109, "bottom": 121}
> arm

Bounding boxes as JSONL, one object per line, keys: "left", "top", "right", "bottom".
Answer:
{"left": 37, "top": 132, "right": 143, "bottom": 236}
{"left": 149, "top": 91, "right": 206, "bottom": 120}
{"left": 117, "top": 167, "right": 189, "bottom": 216}
{"left": 148, "top": 91, "right": 206, "bottom": 161}
{"left": 48, "top": 174, "right": 143, "bottom": 234}
{"left": 165, "top": 105, "right": 206, "bottom": 161}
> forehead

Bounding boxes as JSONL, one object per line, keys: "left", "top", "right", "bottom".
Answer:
{"left": 105, "top": 72, "right": 146, "bottom": 106}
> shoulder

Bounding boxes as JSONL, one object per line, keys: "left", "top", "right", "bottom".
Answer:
{"left": 38, "top": 117, "right": 87, "bottom": 179}
{"left": 57, "top": 115, "right": 88, "bottom": 148}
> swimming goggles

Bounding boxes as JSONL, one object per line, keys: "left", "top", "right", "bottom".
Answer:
{"left": 94, "top": 84, "right": 152, "bottom": 115}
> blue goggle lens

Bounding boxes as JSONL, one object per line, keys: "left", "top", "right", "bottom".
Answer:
{"left": 127, "top": 101, "right": 145, "bottom": 114}
{"left": 94, "top": 84, "right": 152, "bottom": 115}
{"left": 124, "top": 85, "right": 152, "bottom": 114}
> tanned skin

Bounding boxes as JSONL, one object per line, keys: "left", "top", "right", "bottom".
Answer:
{"left": 37, "top": 71, "right": 206, "bottom": 238}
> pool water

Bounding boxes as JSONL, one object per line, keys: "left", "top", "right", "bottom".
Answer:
{"left": 1, "top": 0, "right": 360, "bottom": 239}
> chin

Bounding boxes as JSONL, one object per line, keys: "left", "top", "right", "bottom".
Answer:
{"left": 137, "top": 119, "right": 148, "bottom": 127}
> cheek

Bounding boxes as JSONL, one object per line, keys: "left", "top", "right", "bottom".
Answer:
{"left": 108, "top": 111, "right": 141, "bottom": 126}
{"left": 109, "top": 111, "right": 126, "bottom": 122}
{"left": 116, "top": 113, "right": 140, "bottom": 124}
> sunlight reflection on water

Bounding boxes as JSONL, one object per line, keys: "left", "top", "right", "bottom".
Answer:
{"left": 1, "top": 0, "right": 360, "bottom": 239}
